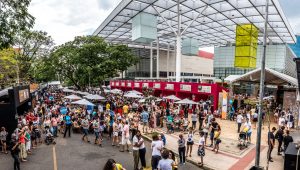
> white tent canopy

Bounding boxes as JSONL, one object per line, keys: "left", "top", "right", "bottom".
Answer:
{"left": 84, "top": 94, "right": 105, "bottom": 100}
{"left": 163, "top": 95, "right": 181, "bottom": 101}
{"left": 224, "top": 75, "right": 241, "bottom": 83}
{"left": 124, "top": 92, "right": 143, "bottom": 98}
{"left": 175, "top": 98, "right": 198, "bottom": 105}
{"left": 125, "top": 90, "right": 143, "bottom": 95}
{"left": 229, "top": 67, "right": 298, "bottom": 87}
{"left": 110, "top": 89, "right": 123, "bottom": 94}
{"left": 64, "top": 94, "right": 82, "bottom": 100}
{"left": 71, "top": 99, "right": 95, "bottom": 106}
{"left": 63, "top": 88, "right": 74, "bottom": 93}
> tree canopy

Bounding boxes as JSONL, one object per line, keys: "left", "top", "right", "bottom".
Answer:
{"left": 37, "top": 36, "right": 139, "bottom": 89}
{"left": 0, "top": 0, "right": 35, "bottom": 49}
{"left": 0, "top": 48, "right": 18, "bottom": 87}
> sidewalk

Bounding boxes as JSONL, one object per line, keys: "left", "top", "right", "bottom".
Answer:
{"left": 141, "top": 118, "right": 285, "bottom": 170}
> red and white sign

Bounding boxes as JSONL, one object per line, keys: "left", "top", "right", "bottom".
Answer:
{"left": 198, "top": 85, "right": 211, "bottom": 93}
{"left": 127, "top": 82, "right": 132, "bottom": 87}
{"left": 116, "top": 82, "right": 119, "bottom": 86}
{"left": 111, "top": 82, "right": 115, "bottom": 86}
{"left": 121, "top": 82, "right": 125, "bottom": 86}
{"left": 134, "top": 83, "right": 140, "bottom": 88}
{"left": 165, "top": 84, "right": 174, "bottom": 90}
{"left": 180, "top": 84, "right": 191, "bottom": 91}
{"left": 153, "top": 83, "right": 161, "bottom": 89}
{"left": 142, "top": 83, "right": 149, "bottom": 88}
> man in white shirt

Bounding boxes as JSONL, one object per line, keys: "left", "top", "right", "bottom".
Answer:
{"left": 236, "top": 112, "right": 243, "bottom": 133}
{"left": 151, "top": 134, "right": 164, "bottom": 170}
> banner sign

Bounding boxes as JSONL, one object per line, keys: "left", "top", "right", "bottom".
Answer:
{"left": 180, "top": 84, "right": 191, "bottom": 91}
{"left": 116, "top": 82, "right": 119, "bottom": 86}
{"left": 221, "top": 90, "right": 228, "bottom": 119}
{"left": 19, "top": 89, "right": 29, "bottom": 103}
{"left": 127, "top": 82, "right": 132, "bottom": 87}
{"left": 111, "top": 82, "right": 115, "bottom": 86}
{"left": 153, "top": 83, "right": 161, "bottom": 89}
{"left": 121, "top": 82, "right": 125, "bottom": 87}
{"left": 198, "top": 85, "right": 211, "bottom": 93}
{"left": 165, "top": 84, "right": 174, "bottom": 90}
{"left": 142, "top": 83, "right": 149, "bottom": 88}
{"left": 134, "top": 83, "right": 140, "bottom": 88}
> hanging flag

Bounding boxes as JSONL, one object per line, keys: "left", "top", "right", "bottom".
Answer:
{"left": 221, "top": 90, "right": 228, "bottom": 119}
{"left": 235, "top": 24, "right": 258, "bottom": 68}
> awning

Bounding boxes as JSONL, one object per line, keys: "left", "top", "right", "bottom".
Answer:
{"left": 93, "top": 0, "right": 296, "bottom": 49}
{"left": 229, "top": 67, "right": 298, "bottom": 87}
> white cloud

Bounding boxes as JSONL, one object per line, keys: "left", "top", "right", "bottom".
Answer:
{"left": 29, "top": 0, "right": 122, "bottom": 45}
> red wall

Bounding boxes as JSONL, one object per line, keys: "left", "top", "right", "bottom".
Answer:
{"left": 110, "top": 80, "right": 227, "bottom": 111}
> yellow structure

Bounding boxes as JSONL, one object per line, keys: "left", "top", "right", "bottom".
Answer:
{"left": 234, "top": 24, "right": 258, "bottom": 68}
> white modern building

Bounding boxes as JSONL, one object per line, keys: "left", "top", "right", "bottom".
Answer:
{"left": 214, "top": 44, "right": 297, "bottom": 80}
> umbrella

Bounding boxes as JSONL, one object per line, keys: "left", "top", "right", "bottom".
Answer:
{"left": 125, "top": 90, "right": 142, "bottom": 95}
{"left": 71, "top": 99, "right": 95, "bottom": 106}
{"left": 163, "top": 95, "right": 181, "bottom": 101}
{"left": 175, "top": 98, "right": 198, "bottom": 105}
{"left": 156, "top": 98, "right": 162, "bottom": 102}
{"left": 84, "top": 94, "right": 105, "bottom": 100}
{"left": 81, "top": 92, "right": 90, "bottom": 96}
{"left": 124, "top": 92, "right": 143, "bottom": 98}
{"left": 64, "top": 94, "right": 82, "bottom": 100}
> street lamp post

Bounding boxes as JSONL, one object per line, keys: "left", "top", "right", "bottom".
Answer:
{"left": 254, "top": 0, "right": 269, "bottom": 169}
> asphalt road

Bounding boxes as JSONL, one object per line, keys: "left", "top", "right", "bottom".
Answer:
{"left": 0, "top": 132, "right": 200, "bottom": 170}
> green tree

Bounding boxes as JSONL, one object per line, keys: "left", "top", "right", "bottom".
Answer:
{"left": 15, "top": 30, "right": 54, "bottom": 81}
{"left": 0, "top": 0, "right": 35, "bottom": 49}
{"left": 44, "top": 36, "right": 138, "bottom": 90}
{"left": 0, "top": 48, "right": 18, "bottom": 87}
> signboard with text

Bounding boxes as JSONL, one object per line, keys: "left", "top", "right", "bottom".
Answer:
{"left": 19, "top": 89, "right": 29, "bottom": 103}
{"left": 116, "top": 82, "right": 119, "bottom": 86}
{"left": 198, "top": 85, "right": 211, "bottom": 93}
{"left": 180, "top": 84, "right": 191, "bottom": 91}
{"left": 153, "top": 83, "right": 161, "bottom": 89}
{"left": 142, "top": 83, "right": 149, "bottom": 88}
{"left": 165, "top": 84, "right": 174, "bottom": 90}
{"left": 121, "top": 82, "right": 125, "bottom": 86}
{"left": 134, "top": 83, "right": 140, "bottom": 88}
{"left": 127, "top": 82, "right": 132, "bottom": 87}
{"left": 112, "top": 82, "right": 115, "bottom": 86}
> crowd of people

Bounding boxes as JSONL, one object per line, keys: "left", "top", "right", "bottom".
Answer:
{"left": 0, "top": 88, "right": 297, "bottom": 170}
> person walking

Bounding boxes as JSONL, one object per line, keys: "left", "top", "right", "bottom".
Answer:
{"left": 120, "top": 121, "right": 131, "bottom": 152}
{"left": 11, "top": 141, "right": 21, "bottom": 170}
{"left": 178, "top": 134, "right": 186, "bottom": 165}
{"left": 132, "top": 130, "right": 140, "bottom": 170}
{"left": 93, "top": 118, "right": 101, "bottom": 147}
{"left": 209, "top": 118, "right": 218, "bottom": 147}
{"left": 18, "top": 129, "right": 28, "bottom": 162}
{"left": 267, "top": 127, "right": 276, "bottom": 162}
{"left": 63, "top": 112, "right": 72, "bottom": 138}
{"left": 151, "top": 134, "right": 163, "bottom": 170}
{"left": 81, "top": 116, "right": 90, "bottom": 143}
{"left": 236, "top": 112, "right": 243, "bottom": 133}
{"left": 275, "top": 126, "right": 285, "bottom": 155}
{"left": 0, "top": 127, "right": 8, "bottom": 154}
{"left": 286, "top": 111, "right": 294, "bottom": 130}
{"left": 191, "top": 112, "right": 198, "bottom": 130}
{"left": 212, "top": 125, "right": 221, "bottom": 153}
{"left": 198, "top": 108, "right": 205, "bottom": 130}
{"left": 197, "top": 131, "right": 205, "bottom": 167}
{"left": 51, "top": 115, "right": 58, "bottom": 137}
{"left": 186, "top": 127, "right": 194, "bottom": 157}
{"left": 141, "top": 108, "right": 149, "bottom": 134}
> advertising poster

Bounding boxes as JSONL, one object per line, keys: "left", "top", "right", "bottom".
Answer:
{"left": 142, "top": 83, "right": 149, "bottom": 88}
{"left": 154, "top": 83, "right": 161, "bottom": 89}
{"left": 127, "top": 82, "right": 132, "bottom": 87}
{"left": 180, "top": 84, "right": 191, "bottom": 91}
{"left": 121, "top": 82, "right": 125, "bottom": 86}
{"left": 134, "top": 83, "right": 140, "bottom": 88}
{"left": 165, "top": 84, "right": 174, "bottom": 90}
{"left": 221, "top": 90, "right": 228, "bottom": 119}
{"left": 198, "top": 85, "right": 211, "bottom": 93}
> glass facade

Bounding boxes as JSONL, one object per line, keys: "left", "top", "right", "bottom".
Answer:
{"left": 214, "top": 44, "right": 297, "bottom": 80}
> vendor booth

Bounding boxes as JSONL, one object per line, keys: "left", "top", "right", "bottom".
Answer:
{"left": 0, "top": 86, "right": 31, "bottom": 139}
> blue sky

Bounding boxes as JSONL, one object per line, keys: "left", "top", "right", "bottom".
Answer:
{"left": 29, "top": 0, "right": 300, "bottom": 53}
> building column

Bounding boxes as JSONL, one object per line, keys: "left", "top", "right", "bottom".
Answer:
{"left": 150, "top": 42, "right": 153, "bottom": 79}
{"left": 156, "top": 38, "right": 160, "bottom": 79}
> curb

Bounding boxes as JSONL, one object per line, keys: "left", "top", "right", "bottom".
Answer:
{"left": 142, "top": 133, "right": 214, "bottom": 170}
